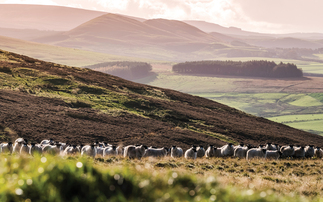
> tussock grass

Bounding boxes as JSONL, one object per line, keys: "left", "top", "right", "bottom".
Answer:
{"left": 0, "top": 154, "right": 320, "bottom": 201}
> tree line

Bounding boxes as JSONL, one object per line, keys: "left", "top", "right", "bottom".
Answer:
{"left": 172, "top": 60, "right": 303, "bottom": 78}
{"left": 84, "top": 61, "right": 152, "bottom": 80}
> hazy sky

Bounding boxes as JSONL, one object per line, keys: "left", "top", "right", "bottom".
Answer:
{"left": 1, "top": 0, "right": 322, "bottom": 34}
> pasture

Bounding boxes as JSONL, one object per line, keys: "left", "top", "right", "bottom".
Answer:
{"left": 1, "top": 154, "right": 323, "bottom": 201}
{"left": 138, "top": 70, "right": 323, "bottom": 136}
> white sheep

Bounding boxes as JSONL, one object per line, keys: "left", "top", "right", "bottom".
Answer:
{"left": 221, "top": 143, "right": 234, "bottom": 157}
{"left": 214, "top": 147, "right": 222, "bottom": 157}
{"left": 234, "top": 143, "right": 244, "bottom": 150}
{"left": 0, "top": 142, "right": 13, "bottom": 154}
{"left": 280, "top": 145, "right": 295, "bottom": 158}
{"left": 81, "top": 145, "right": 97, "bottom": 158}
{"left": 196, "top": 146, "right": 205, "bottom": 158}
{"left": 305, "top": 145, "right": 315, "bottom": 158}
{"left": 42, "top": 143, "right": 61, "bottom": 155}
{"left": 205, "top": 145, "right": 215, "bottom": 157}
{"left": 246, "top": 147, "right": 267, "bottom": 160}
{"left": 63, "top": 145, "right": 80, "bottom": 156}
{"left": 96, "top": 144, "right": 105, "bottom": 157}
{"left": 293, "top": 146, "right": 305, "bottom": 158}
{"left": 19, "top": 143, "right": 30, "bottom": 155}
{"left": 29, "top": 143, "right": 43, "bottom": 156}
{"left": 234, "top": 145, "right": 250, "bottom": 158}
{"left": 184, "top": 146, "right": 197, "bottom": 160}
{"left": 103, "top": 146, "right": 117, "bottom": 157}
{"left": 265, "top": 150, "right": 281, "bottom": 160}
{"left": 314, "top": 147, "right": 323, "bottom": 158}
{"left": 124, "top": 145, "right": 147, "bottom": 160}
{"left": 144, "top": 147, "right": 168, "bottom": 158}
{"left": 171, "top": 146, "right": 183, "bottom": 158}
{"left": 40, "top": 138, "right": 54, "bottom": 146}
{"left": 116, "top": 146, "right": 124, "bottom": 156}
{"left": 265, "top": 143, "right": 277, "bottom": 151}
{"left": 12, "top": 138, "right": 27, "bottom": 154}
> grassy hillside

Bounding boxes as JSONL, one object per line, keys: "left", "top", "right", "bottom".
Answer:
{"left": 1, "top": 155, "right": 322, "bottom": 201}
{"left": 1, "top": 50, "right": 322, "bottom": 147}
{"left": 0, "top": 35, "right": 152, "bottom": 67}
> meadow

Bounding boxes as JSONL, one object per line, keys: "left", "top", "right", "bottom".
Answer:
{"left": 138, "top": 68, "right": 323, "bottom": 136}
{"left": 1, "top": 154, "right": 323, "bottom": 201}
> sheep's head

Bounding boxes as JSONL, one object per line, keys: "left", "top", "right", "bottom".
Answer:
{"left": 228, "top": 143, "right": 233, "bottom": 146}
{"left": 192, "top": 148, "right": 197, "bottom": 152}
{"left": 199, "top": 145, "right": 203, "bottom": 149}
{"left": 262, "top": 149, "right": 267, "bottom": 154}
{"left": 8, "top": 142, "right": 13, "bottom": 146}
{"left": 172, "top": 145, "right": 176, "bottom": 149}
{"left": 31, "top": 143, "right": 35, "bottom": 147}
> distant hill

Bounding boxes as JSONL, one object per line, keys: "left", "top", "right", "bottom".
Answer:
{"left": 0, "top": 27, "right": 62, "bottom": 40}
{"left": 183, "top": 20, "right": 264, "bottom": 36}
{"left": 143, "top": 19, "right": 218, "bottom": 43}
{"left": 32, "top": 14, "right": 229, "bottom": 60}
{"left": 0, "top": 35, "right": 148, "bottom": 67}
{"left": 248, "top": 37, "right": 323, "bottom": 49}
{"left": 0, "top": 4, "right": 107, "bottom": 31}
{"left": 1, "top": 50, "right": 322, "bottom": 148}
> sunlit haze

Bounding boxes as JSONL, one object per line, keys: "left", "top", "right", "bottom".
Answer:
{"left": 0, "top": 0, "right": 322, "bottom": 34}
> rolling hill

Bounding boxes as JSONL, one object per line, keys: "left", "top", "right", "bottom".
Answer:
{"left": 247, "top": 37, "right": 323, "bottom": 49}
{"left": 36, "top": 14, "right": 220, "bottom": 46}
{"left": 1, "top": 50, "right": 323, "bottom": 149}
{"left": 0, "top": 27, "right": 62, "bottom": 41}
{"left": 32, "top": 13, "right": 230, "bottom": 60}
{"left": 0, "top": 35, "right": 151, "bottom": 67}
{"left": 0, "top": 4, "right": 106, "bottom": 31}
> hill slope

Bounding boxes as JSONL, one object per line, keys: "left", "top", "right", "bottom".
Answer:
{"left": 0, "top": 4, "right": 107, "bottom": 31}
{"left": 1, "top": 50, "right": 323, "bottom": 148}
{"left": 0, "top": 35, "right": 150, "bottom": 67}
{"left": 32, "top": 14, "right": 229, "bottom": 60}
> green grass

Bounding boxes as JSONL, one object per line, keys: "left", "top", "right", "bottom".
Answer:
{"left": 268, "top": 114, "right": 323, "bottom": 135}
{"left": 289, "top": 95, "right": 322, "bottom": 107}
{"left": 298, "top": 63, "right": 323, "bottom": 74}
{"left": 0, "top": 155, "right": 323, "bottom": 201}
{"left": 139, "top": 71, "right": 323, "bottom": 135}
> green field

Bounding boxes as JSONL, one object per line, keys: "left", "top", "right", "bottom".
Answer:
{"left": 196, "top": 93, "right": 323, "bottom": 135}
{"left": 138, "top": 72, "right": 323, "bottom": 136}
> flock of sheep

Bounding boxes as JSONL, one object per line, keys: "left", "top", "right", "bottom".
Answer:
{"left": 0, "top": 138, "right": 322, "bottom": 161}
